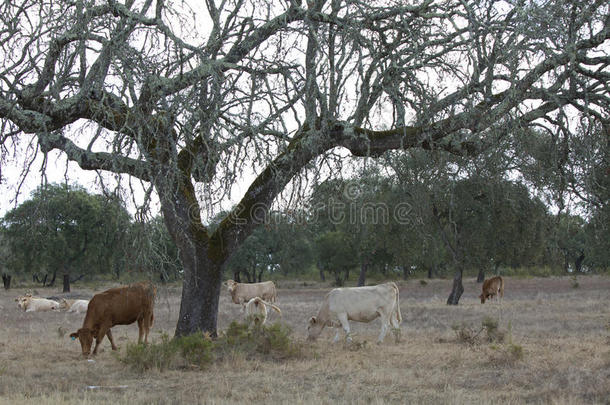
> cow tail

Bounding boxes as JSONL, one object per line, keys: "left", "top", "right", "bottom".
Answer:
{"left": 392, "top": 282, "right": 402, "bottom": 324}
{"left": 499, "top": 277, "right": 504, "bottom": 298}
{"left": 261, "top": 299, "right": 282, "bottom": 316}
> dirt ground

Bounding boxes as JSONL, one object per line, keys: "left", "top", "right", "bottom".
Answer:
{"left": 0, "top": 276, "right": 608, "bottom": 404}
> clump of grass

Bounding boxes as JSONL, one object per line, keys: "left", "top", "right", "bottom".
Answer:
{"left": 218, "top": 321, "right": 302, "bottom": 360}
{"left": 452, "top": 317, "right": 506, "bottom": 345}
{"left": 419, "top": 279, "right": 428, "bottom": 286}
{"left": 343, "top": 339, "right": 368, "bottom": 352}
{"left": 120, "top": 333, "right": 181, "bottom": 372}
{"left": 482, "top": 317, "right": 506, "bottom": 343}
{"left": 488, "top": 343, "right": 524, "bottom": 366}
{"left": 451, "top": 322, "right": 481, "bottom": 345}
{"left": 57, "top": 326, "right": 67, "bottom": 339}
{"left": 121, "top": 322, "right": 303, "bottom": 373}
{"left": 570, "top": 275, "right": 579, "bottom": 288}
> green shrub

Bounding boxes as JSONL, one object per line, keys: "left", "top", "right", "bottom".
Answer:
{"left": 488, "top": 343, "right": 524, "bottom": 366}
{"left": 121, "top": 333, "right": 179, "bottom": 372}
{"left": 452, "top": 317, "right": 506, "bottom": 345}
{"left": 218, "top": 321, "right": 302, "bottom": 360}
{"left": 176, "top": 332, "right": 215, "bottom": 368}
{"left": 120, "top": 322, "right": 303, "bottom": 373}
{"left": 482, "top": 317, "right": 506, "bottom": 343}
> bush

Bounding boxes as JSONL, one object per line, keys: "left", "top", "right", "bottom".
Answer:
{"left": 488, "top": 343, "right": 524, "bottom": 366}
{"left": 120, "top": 322, "right": 303, "bottom": 373}
{"left": 482, "top": 317, "right": 506, "bottom": 343}
{"left": 121, "top": 333, "right": 180, "bottom": 372}
{"left": 452, "top": 317, "right": 506, "bottom": 345}
{"left": 218, "top": 321, "right": 302, "bottom": 360}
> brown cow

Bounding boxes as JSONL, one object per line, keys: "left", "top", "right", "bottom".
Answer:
{"left": 479, "top": 276, "right": 504, "bottom": 304}
{"left": 70, "top": 282, "right": 156, "bottom": 356}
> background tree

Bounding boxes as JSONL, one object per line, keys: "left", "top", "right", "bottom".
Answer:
{"left": 0, "top": 230, "right": 11, "bottom": 289}
{"left": 1, "top": 0, "right": 607, "bottom": 334}
{"left": 2, "top": 184, "right": 131, "bottom": 291}
{"left": 128, "top": 215, "right": 182, "bottom": 282}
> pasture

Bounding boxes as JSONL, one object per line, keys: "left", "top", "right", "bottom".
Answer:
{"left": 0, "top": 276, "right": 608, "bottom": 404}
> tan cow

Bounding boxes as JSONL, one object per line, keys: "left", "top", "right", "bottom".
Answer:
{"left": 226, "top": 280, "right": 277, "bottom": 309}
{"left": 479, "top": 276, "right": 504, "bottom": 304}
{"left": 70, "top": 282, "right": 156, "bottom": 356}
{"left": 307, "top": 282, "right": 402, "bottom": 344}
{"left": 16, "top": 295, "right": 59, "bottom": 312}
{"left": 59, "top": 298, "right": 89, "bottom": 313}
{"left": 244, "top": 297, "right": 281, "bottom": 327}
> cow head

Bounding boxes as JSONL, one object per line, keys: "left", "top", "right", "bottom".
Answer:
{"left": 70, "top": 327, "right": 97, "bottom": 356}
{"left": 306, "top": 316, "right": 324, "bottom": 341}
{"left": 58, "top": 298, "right": 70, "bottom": 311}
{"left": 225, "top": 280, "right": 237, "bottom": 293}
{"left": 479, "top": 293, "right": 491, "bottom": 304}
{"left": 16, "top": 296, "right": 30, "bottom": 311}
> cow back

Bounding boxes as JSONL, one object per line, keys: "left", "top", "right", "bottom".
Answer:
{"left": 84, "top": 282, "right": 156, "bottom": 328}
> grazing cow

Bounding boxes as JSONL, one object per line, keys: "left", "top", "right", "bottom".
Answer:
{"left": 59, "top": 298, "right": 89, "bottom": 313}
{"left": 245, "top": 297, "right": 281, "bottom": 327}
{"left": 15, "top": 295, "right": 59, "bottom": 312}
{"left": 307, "top": 282, "right": 402, "bottom": 344}
{"left": 69, "top": 282, "right": 156, "bottom": 356}
{"left": 226, "top": 280, "right": 277, "bottom": 309}
{"left": 480, "top": 276, "right": 504, "bottom": 304}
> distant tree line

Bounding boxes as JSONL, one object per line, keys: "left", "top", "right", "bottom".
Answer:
{"left": 220, "top": 171, "right": 607, "bottom": 290}
{"left": 1, "top": 148, "right": 607, "bottom": 292}
{"left": 0, "top": 184, "right": 181, "bottom": 290}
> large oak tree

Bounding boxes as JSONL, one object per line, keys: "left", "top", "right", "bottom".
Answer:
{"left": 1, "top": 0, "right": 608, "bottom": 336}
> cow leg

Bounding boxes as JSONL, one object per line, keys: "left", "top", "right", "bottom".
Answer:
{"left": 106, "top": 329, "right": 118, "bottom": 351}
{"left": 92, "top": 328, "right": 107, "bottom": 355}
{"left": 337, "top": 313, "right": 352, "bottom": 343}
{"left": 377, "top": 317, "right": 390, "bottom": 344}
{"left": 137, "top": 318, "right": 144, "bottom": 344}
{"left": 390, "top": 310, "right": 401, "bottom": 343}
{"left": 332, "top": 328, "right": 342, "bottom": 343}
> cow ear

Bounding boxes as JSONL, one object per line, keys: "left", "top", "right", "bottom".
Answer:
{"left": 309, "top": 317, "right": 317, "bottom": 325}
{"left": 69, "top": 332, "right": 78, "bottom": 340}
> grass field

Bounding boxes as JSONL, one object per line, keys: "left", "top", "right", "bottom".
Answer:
{"left": 0, "top": 276, "right": 608, "bottom": 404}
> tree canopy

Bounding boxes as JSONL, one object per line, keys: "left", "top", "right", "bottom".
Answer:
{"left": 1, "top": 0, "right": 608, "bottom": 335}
{"left": 2, "top": 183, "right": 131, "bottom": 291}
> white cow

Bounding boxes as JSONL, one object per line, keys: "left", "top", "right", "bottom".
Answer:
{"left": 244, "top": 297, "right": 281, "bottom": 327}
{"left": 226, "top": 280, "right": 277, "bottom": 309}
{"left": 307, "top": 282, "right": 402, "bottom": 344}
{"left": 59, "top": 298, "right": 89, "bottom": 313}
{"left": 16, "top": 295, "right": 60, "bottom": 312}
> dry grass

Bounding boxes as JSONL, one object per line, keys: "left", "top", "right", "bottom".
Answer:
{"left": 0, "top": 276, "right": 609, "bottom": 404}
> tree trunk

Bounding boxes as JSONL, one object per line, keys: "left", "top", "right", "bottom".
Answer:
{"left": 48, "top": 270, "right": 57, "bottom": 287}
{"left": 476, "top": 268, "right": 485, "bottom": 283}
{"left": 319, "top": 268, "right": 325, "bottom": 282}
{"left": 244, "top": 267, "right": 253, "bottom": 283}
{"left": 158, "top": 181, "right": 227, "bottom": 338}
{"left": 233, "top": 270, "right": 241, "bottom": 283}
{"left": 62, "top": 273, "right": 70, "bottom": 293}
{"left": 333, "top": 270, "right": 344, "bottom": 287}
{"left": 2, "top": 274, "right": 11, "bottom": 290}
{"left": 358, "top": 261, "right": 367, "bottom": 287}
{"left": 575, "top": 251, "right": 585, "bottom": 272}
{"left": 175, "top": 253, "right": 222, "bottom": 337}
{"left": 563, "top": 250, "right": 570, "bottom": 272}
{"left": 446, "top": 267, "right": 464, "bottom": 305}
{"left": 427, "top": 265, "right": 434, "bottom": 279}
